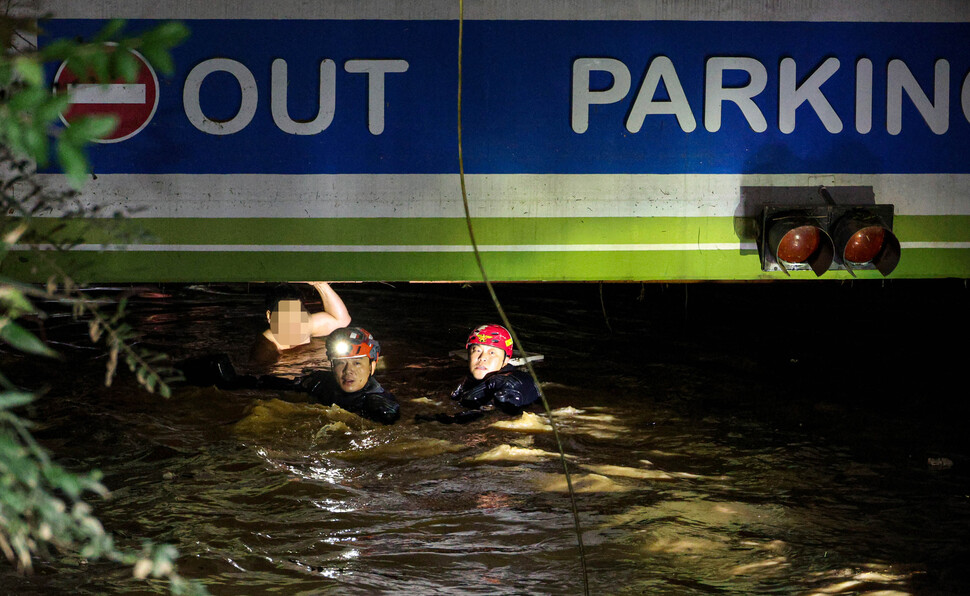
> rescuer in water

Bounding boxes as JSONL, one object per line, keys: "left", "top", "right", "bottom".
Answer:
{"left": 179, "top": 326, "right": 399, "bottom": 425}
{"left": 298, "top": 326, "right": 400, "bottom": 425}
{"left": 255, "top": 282, "right": 351, "bottom": 358}
{"left": 420, "top": 324, "right": 540, "bottom": 424}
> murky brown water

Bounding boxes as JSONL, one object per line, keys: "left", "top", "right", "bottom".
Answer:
{"left": 3, "top": 281, "right": 969, "bottom": 595}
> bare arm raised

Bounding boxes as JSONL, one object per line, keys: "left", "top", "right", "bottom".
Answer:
{"left": 304, "top": 282, "right": 351, "bottom": 337}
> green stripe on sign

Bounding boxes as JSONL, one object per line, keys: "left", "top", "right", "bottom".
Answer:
{"left": 4, "top": 247, "right": 967, "bottom": 283}
{"left": 7, "top": 214, "right": 969, "bottom": 281}
{"left": 894, "top": 215, "right": 970, "bottom": 242}
{"left": 22, "top": 215, "right": 970, "bottom": 247}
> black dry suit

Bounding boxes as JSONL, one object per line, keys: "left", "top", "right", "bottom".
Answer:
{"left": 299, "top": 372, "right": 400, "bottom": 426}
{"left": 426, "top": 364, "right": 540, "bottom": 424}
{"left": 453, "top": 363, "right": 540, "bottom": 411}
{"left": 177, "top": 354, "right": 400, "bottom": 425}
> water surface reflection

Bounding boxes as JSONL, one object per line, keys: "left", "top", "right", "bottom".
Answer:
{"left": 3, "top": 282, "right": 968, "bottom": 595}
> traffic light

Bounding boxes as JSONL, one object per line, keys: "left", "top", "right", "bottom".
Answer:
{"left": 759, "top": 201, "right": 900, "bottom": 277}
{"left": 830, "top": 206, "right": 901, "bottom": 276}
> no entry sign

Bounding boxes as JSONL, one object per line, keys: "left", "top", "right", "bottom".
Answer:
{"left": 53, "top": 45, "right": 159, "bottom": 143}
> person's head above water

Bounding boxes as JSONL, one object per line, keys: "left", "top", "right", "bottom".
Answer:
{"left": 265, "top": 285, "right": 310, "bottom": 348}
{"left": 466, "top": 324, "right": 512, "bottom": 380}
{"left": 326, "top": 327, "right": 380, "bottom": 393}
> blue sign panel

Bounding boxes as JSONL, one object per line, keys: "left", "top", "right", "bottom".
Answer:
{"left": 42, "top": 19, "right": 970, "bottom": 175}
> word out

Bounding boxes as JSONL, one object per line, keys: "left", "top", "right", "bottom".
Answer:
{"left": 183, "top": 58, "right": 409, "bottom": 135}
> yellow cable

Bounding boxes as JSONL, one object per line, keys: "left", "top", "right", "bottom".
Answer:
{"left": 455, "top": 3, "right": 590, "bottom": 593}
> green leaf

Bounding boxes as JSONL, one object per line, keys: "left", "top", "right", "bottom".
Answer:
{"left": 88, "top": 320, "right": 102, "bottom": 343}
{"left": 49, "top": 468, "right": 84, "bottom": 500}
{"left": 112, "top": 48, "right": 139, "bottom": 83}
{"left": 63, "top": 114, "right": 119, "bottom": 143}
{"left": 0, "top": 286, "right": 36, "bottom": 315}
{"left": 8, "top": 87, "right": 48, "bottom": 113}
{"left": 40, "top": 39, "right": 79, "bottom": 61}
{"left": 22, "top": 125, "right": 50, "bottom": 166}
{"left": 36, "top": 94, "right": 72, "bottom": 125}
{"left": 93, "top": 19, "right": 127, "bottom": 43}
{"left": 0, "top": 320, "right": 57, "bottom": 357}
{"left": 143, "top": 372, "right": 157, "bottom": 394}
{"left": 12, "top": 57, "right": 44, "bottom": 87}
{"left": 141, "top": 21, "right": 190, "bottom": 50}
{"left": 63, "top": 53, "right": 91, "bottom": 84}
{"left": 56, "top": 141, "right": 90, "bottom": 189}
{"left": 0, "top": 61, "right": 13, "bottom": 86}
{"left": 1, "top": 116, "right": 25, "bottom": 155}
{"left": 139, "top": 46, "right": 173, "bottom": 76}
{"left": 0, "top": 391, "right": 35, "bottom": 410}
{"left": 1, "top": 223, "right": 29, "bottom": 247}
{"left": 87, "top": 51, "right": 111, "bottom": 84}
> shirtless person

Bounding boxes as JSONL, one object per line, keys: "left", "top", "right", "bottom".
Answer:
{"left": 180, "top": 282, "right": 350, "bottom": 381}
{"left": 261, "top": 282, "right": 351, "bottom": 351}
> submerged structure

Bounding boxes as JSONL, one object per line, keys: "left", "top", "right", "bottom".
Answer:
{"left": 9, "top": 0, "right": 970, "bottom": 281}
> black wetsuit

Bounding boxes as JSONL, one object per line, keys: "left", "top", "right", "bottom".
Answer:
{"left": 300, "top": 372, "right": 400, "bottom": 425}
{"left": 177, "top": 354, "right": 400, "bottom": 425}
{"left": 451, "top": 364, "right": 540, "bottom": 412}
{"left": 422, "top": 364, "right": 539, "bottom": 424}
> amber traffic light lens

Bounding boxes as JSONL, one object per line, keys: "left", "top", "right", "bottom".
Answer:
{"left": 777, "top": 225, "right": 820, "bottom": 263}
{"left": 844, "top": 226, "right": 885, "bottom": 264}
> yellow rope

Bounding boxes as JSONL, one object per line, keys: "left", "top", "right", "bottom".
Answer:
{"left": 455, "top": 3, "right": 590, "bottom": 593}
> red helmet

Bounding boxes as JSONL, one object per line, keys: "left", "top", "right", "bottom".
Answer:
{"left": 465, "top": 324, "right": 513, "bottom": 358}
{"left": 327, "top": 327, "right": 380, "bottom": 361}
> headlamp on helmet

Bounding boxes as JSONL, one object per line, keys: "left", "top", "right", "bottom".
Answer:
{"left": 327, "top": 327, "right": 380, "bottom": 362}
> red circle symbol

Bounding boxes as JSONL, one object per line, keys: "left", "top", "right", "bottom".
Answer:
{"left": 53, "top": 45, "right": 159, "bottom": 143}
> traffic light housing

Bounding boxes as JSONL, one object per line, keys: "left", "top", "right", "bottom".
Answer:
{"left": 759, "top": 203, "right": 900, "bottom": 277}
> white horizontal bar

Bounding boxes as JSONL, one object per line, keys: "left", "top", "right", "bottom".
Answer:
{"left": 30, "top": 173, "right": 970, "bottom": 219}
{"left": 901, "top": 242, "right": 970, "bottom": 249}
{"left": 68, "top": 84, "right": 146, "bottom": 105}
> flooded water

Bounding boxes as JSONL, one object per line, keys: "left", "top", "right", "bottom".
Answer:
{"left": 3, "top": 281, "right": 969, "bottom": 595}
